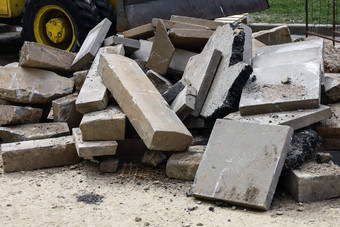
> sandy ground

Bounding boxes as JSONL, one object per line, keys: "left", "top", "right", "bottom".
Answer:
{"left": 1, "top": 158, "right": 340, "bottom": 227}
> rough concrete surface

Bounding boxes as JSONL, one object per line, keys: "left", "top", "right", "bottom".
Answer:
{"left": 0, "top": 105, "right": 42, "bottom": 126}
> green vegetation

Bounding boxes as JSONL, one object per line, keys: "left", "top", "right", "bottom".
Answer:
{"left": 250, "top": 0, "right": 337, "bottom": 24}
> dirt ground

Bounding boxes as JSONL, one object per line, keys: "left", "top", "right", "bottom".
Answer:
{"left": 1, "top": 158, "right": 340, "bottom": 227}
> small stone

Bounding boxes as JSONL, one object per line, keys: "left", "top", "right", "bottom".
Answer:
{"left": 135, "top": 217, "right": 142, "bottom": 222}
{"left": 188, "top": 206, "right": 198, "bottom": 211}
{"left": 209, "top": 206, "right": 214, "bottom": 212}
{"left": 297, "top": 207, "right": 304, "bottom": 212}
{"left": 276, "top": 211, "right": 283, "bottom": 215}
{"left": 197, "top": 223, "right": 203, "bottom": 226}
{"left": 6, "top": 204, "right": 12, "bottom": 207}
{"left": 144, "top": 222, "right": 150, "bottom": 226}
{"left": 231, "top": 206, "right": 237, "bottom": 210}
{"left": 143, "top": 186, "right": 150, "bottom": 191}
{"left": 316, "top": 153, "right": 333, "bottom": 163}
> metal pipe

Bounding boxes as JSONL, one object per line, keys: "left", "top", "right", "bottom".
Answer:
{"left": 333, "top": 0, "right": 336, "bottom": 46}
{"left": 305, "top": 0, "right": 309, "bottom": 38}
{"left": 307, "top": 31, "right": 340, "bottom": 43}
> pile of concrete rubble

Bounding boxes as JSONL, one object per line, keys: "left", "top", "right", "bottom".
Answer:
{"left": 1, "top": 16, "right": 340, "bottom": 211}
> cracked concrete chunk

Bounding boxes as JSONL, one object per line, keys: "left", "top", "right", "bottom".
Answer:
{"left": 162, "top": 80, "right": 186, "bottom": 104}
{"left": 103, "top": 35, "right": 140, "bottom": 54}
{"left": 171, "top": 85, "right": 197, "bottom": 121}
{"left": 73, "top": 70, "right": 89, "bottom": 92}
{"left": 253, "top": 25, "right": 292, "bottom": 46}
{"left": 80, "top": 106, "right": 126, "bottom": 141}
{"left": 316, "top": 103, "right": 340, "bottom": 139}
{"left": 0, "top": 122, "right": 70, "bottom": 143}
{"left": 0, "top": 67, "right": 74, "bottom": 104}
{"left": 170, "top": 15, "right": 224, "bottom": 30}
{"left": 53, "top": 93, "right": 82, "bottom": 129}
{"left": 324, "top": 73, "right": 340, "bottom": 103}
{"left": 0, "top": 105, "right": 42, "bottom": 126}
{"left": 152, "top": 18, "right": 210, "bottom": 30}
{"left": 71, "top": 18, "right": 112, "bottom": 71}
{"left": 98, "top": 54, "right": 192, "bottom": 151}
{"left": 141, "top": 151, "right": 166, "bottom": 167}
{"left": 1, "top": 136, "right": 80, "bottom": 173}
{"left": 72, "top": 128, "right": 118, "bottom": 158}
{"left": 146, "top": 70, "right": 173, "bottom": 94}
{"left": 123, "top": 23, "right": 154, "bottom": 40}
{"left": 192, "top": 119, "right": 293, "bottom": 210}
{"left": 100, "top": 157, "right": 119, "bottom": 173}
{"left": 239, "top": 62, "right": 321, "bottom": 116}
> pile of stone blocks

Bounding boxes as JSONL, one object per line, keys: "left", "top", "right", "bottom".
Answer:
{"left": 1, "top": 16, "right": 340, "bottom": 211}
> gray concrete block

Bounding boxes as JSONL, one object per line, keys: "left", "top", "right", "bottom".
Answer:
{"left": 141, "top": 151, "right": 166, "bottom": 167}
{"left": 53, "top": 93, "right": 82, "bottom": 129}
{"left": 225, "top": 105, "right": 332, "bottom": 131}
{"left": 98, "top": 54, "right": 192, "bottom": 151}
{"left": 1, "top": 136, "right": 80, "bottom": 173}
{"left": 73, "top": 70, "right": 89, "bottom": 92}
{"left": 72, "top": 128, "right": 118, "bottom": 158}
{"left": 240, "top": 24, "right": 253, "bottom": 66}
{"left": 181, "top": 49, "right": 222, "bottom": 116}
{"left": 146, "top": 70, "right": 173, "bottom": 94}
{"left": 71, "top": 18, "right": 112, "bottom": 71}
{"left": 239, "top": 62, "right": 321, "bottom": 116}
{"left": 0, "top": 122, "right": 70, "bottom": 143}
{"left": 0, "top": 105, "right": 42, "bottom": 126}
{"left": 100, "top": 157, "right": 119, "bottom": 173}
{"left": 170, "top": 15, "right": 224, "bottom": 30}
{"left": 166, "top": 145, "right": 205, "bottom": 181}
{"left": 123, "top": 23, "right": 154, "bottom": 40}
{"left": 162, "top": 80, "right": 186, "bottom": 104}
{"left": 316, "top": 103, "right": 340, "bottom": 138}
{"left": 253, "top": 25, "right": 292, "bottom": 46}
{"left": 171, "top": 86, "right": 197, "bottom": 121}
{"left": 130, "top": 40, "right": 153, "bottom": 62}
{"left": 324, "top": 73, "right": 340, "bottom": 103}
{"left": 103, "top": 35, "right": 140, "bottom": 54}
{"left": 192, "top": 119, "right": 293, "bottom": 210}
{"left": 281, "top": 161, "right": 340, "bottom": 202}
{"left": 80, "top": 106, "right": 126, "bottom": 141}
{"left": 152, "top": 18, "right": 210, "bottom": 30}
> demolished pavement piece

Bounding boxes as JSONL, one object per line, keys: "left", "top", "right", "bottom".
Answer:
{"left": 166, "top": 145, "right": 205, "bottom": 181}
{"left": 0, "top": 105, "right": 42, "bottom": 126}
{"left": 123, "top": 23, "right": 154, "bottom": 40}
{"left": 130, "top": 40, "right": 153, "bottom": 62}
{"left": 1, "top": 136, "right": 80, "bottom": 173}
{"left": 171, "top": 85, "right": 197, "bottom": 121}
{"left": 0, "top": 99, "right": 10, "bottom": 105}
{"left": 146, "top": 70, "right": 173, "bottom": 94}
{"left": 239, "top": 62, "right": 321, "bottom": 116}
{"left": 224, "top": 105, "right": 332, "bottom": 131}
{"left": 0, "top": 67, "right": 74, "bottom": 104}
{"left": 162, "top": 80, "right": 186, "bottom": 104}
{"left": 316, "top": 103, "right": 340, "bottom": 139}
{"left": 324, "top": 73, "right": 340, "bottom": 103}
{"left": 181, "top": 49, "right": 222, "bottom": 116}
{"left": 0, "top": 122, "right": 70, "bottom": 143}
{"left": 71, "top": 18, "right": 112, "bottom": 71}
{"left": 141, "top": 151, "right": 167, "bottom": 167}
{"left": 100, "top": 157, "right": 119, "bottom": 173}
{"left": 73, "top": 70, "right": 89, "bottom": 92}
{"left": 281, "top": 161, "right": 340, "bottom": 202}
{"left": 99, "top": 54, "right": 192, "bottom": 151}
{"left": 80, "top": 106, "right": 126, "bottom": 141}
{"left": 72, "top": 128, "right": 118, "bottom": 158}
{"left": 103, "top": 35, "right": 140, "bottom": 54}
{"left": 152, "top": 18, "right": 210, "bottom": 30}
{"left": 146, "top": 20, "right": 175, "bottom": 75}
{"left": 76, "top": 46, "right": 124, "bottom": 114}
{"left": 169, "top": 28, "right": 214, "bottom": 52}
{"left": 19, "top": 41, "right": 76, "bottom": 72}
{"left": 240, "top": 24, "right": 253, "bottom": 66}
{"left": 170, "top": 15, "right": 224, "bottom": 30}
{"left": 252, "top": 25, "right": 292, "bottom": 46}
{"left": 192, "top": 119, "right": 293, "bottom": 210}
{"left": 52, "top": 93, "right": 82, "bottom": 129}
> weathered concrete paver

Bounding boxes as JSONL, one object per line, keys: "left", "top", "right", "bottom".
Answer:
{"left": 192, "top": 119, "right": 293, "bottom": 210}
{"left": 123, "top": 23, "right": 154, "bottom": 40}
{"left": 100, "top": 157, "right": 119, "bottom": 173}
{"left": 170, "top": 15, "right": 224, "bottom": 30}
{"left": 53, "top": 93, "right": 82, "bottom": 129}
{"left": 146, "top": 70, "right": 173, "bottom": 94}
{"left": 0, "top": 105, "right": 42, "bottom": 126}
{"left": 252, "top": 25, "right": 292, "bottom": 46}
{"left": 171, "top": 85, "right": 197, "bottom": 120}
{"left": 103, "top": 35, "right": 140, "bottom": 54}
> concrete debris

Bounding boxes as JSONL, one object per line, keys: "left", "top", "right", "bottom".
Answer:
{"left": 141, "top": 151, "right": 167, "bottom": 167}
{"left": 324, "top": 73, "right": 340, "bottom": 103}
{"left": 170, "top": 15, "right": 224, "bottom": 30}
{"left": 100, "top": 157, "right": 119, "bottom": 173}
{"left": 316, "top": 152, "right": 333, "bottom": 163}
{"left": 103, "top": 35, "right": 140, "bottom": 54}
{"left": 71, "top": 18, "right": 112, "bottom": 71}
{"left": 146, "top": 70, "right": 173, "bottom": 94}
{"left": 123, "top": 23, "right": 154, "bottom": 40}
{"left": 252, "top": 25, "right": 292, "bottom": 46}
{"left": 73, "top": 70, "right": 89, "bottom": 92}
{"left": 0, "top": 105, "right": 43, "bottom": 126}
{"left": 152, "top": 18, "right": 210, "bottom": 30}
{"left": 162, "top": 80, "right": 186, "bottom": 104}
{"left": 171, "top": 85, "right": 197, "bottom": 121}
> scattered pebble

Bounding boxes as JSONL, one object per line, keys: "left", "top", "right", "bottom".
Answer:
{"left": 183, "top": 224, "right": 190, "bottom": 227}
{"left": 136, "top": 182, "right": 141, "bottom": 185}
{"left": 188, "top": 206, "right": 198, "bottom": 211}
{"left": 6, "top": 204, "right": 12, "bottom": 207}
{"left": 228, "top": 219, "right": 231, "bottom": 222}
{"left": 197, "top": 223, "right": 203, "bottom": 226}
{"left": 143, "top": 186, "right": 150, "bottom": 191}
{"left": 196, "top": 201, "right": 202, "bottom": 205}
{"left": 231, "top": 206, "right": 237, "bottom": 210}
{"left": 135, "top": 217, "right": 142, "bottom": 222}
{"left": 144, "top": 222, "right": 150, "bottom": 226}
{"left": 276, "top": 211, "right": 283, "bottom": 215}
{"left": 209, "top": 206, "right": 215, "bottom": 212}
{"left": 297, "top": 207, "right": 304, "bottom": 212}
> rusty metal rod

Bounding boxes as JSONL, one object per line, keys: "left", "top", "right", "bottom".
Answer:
{"left": 333, "top": 0, "right": 336, "bottom": 46}
{"left": 307, "top": 31, "right": 340, "bottom": 43}
{"left": 305, "top": 0, "right": 309, "bottom": 38}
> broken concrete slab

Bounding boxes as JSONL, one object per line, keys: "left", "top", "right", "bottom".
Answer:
{"left": 52, "top": 93, "right": 82, "bottom": 129}
{"left": 141, "top": 151, "right": 167, "bottom": 167}
{"left": 73, "top": 70, "right": 89, "bottom": 92}
{"left": 100, "top": 157, "right": 119, "bottom": 173}
{"left": 162, "top": 80, "right": 186, "bottom": 104}
{"left": 0, "top": 122, "right": 70, "bottom": 143}
{"left": 225, "top": 105, "right": 332, "bottom": 131}
{"left": 146, "top": 70, "right": 173, "bottom": 94}
{"left": 252, "top": 25, "right": 292, "bottom": 46}
{"left": 169, "top": 28, "right": 214, "bottom": 52}
{"left": 170, "top": 15, "right": 224, "bottom": 30}
{"left": 1, "top": 135, "right": 80, "bottom": 173}
{"left": 192, "top": 119, "right": 293, "bottom": 210}
{"left": 0, "top": 99, "right": 10, "bottom": 105}
{"left": 80, "top": 106, "right": 126, "bottom": 141}
{"left": 123, "top": 23, "right": 154, "bottom": 40}
{"left": 171, "top": 86, "right": 197, "bottom": 121}
{"left": 252, "top": 39, "right": 266, "bottom": 58}
{"left": 99, "top": 54, "right": 192, "bottom": 151}
{"left": 239, "top": 62, "right": 321, "bottom": 116}
{"left": 72, "top": 128, "right": 118, "bottom": 158}
{"left": 166, "top": 145, "right": 205, "bottom": 181}
{"left": 281, "top": 161, "right": 340, "bottom": 202}
{"left": 181, "top": 49, "right": 222, "bottom": 116}
{"left": 76, "top": 46, "right": 123, "bottom": 114}
{"left": 103, "top": 35, "right": 140, "bottom": 55}
{"left": 19, "top": 41, "right": 76, "bottom": 72}
{"left": 324, "top": 73, "right": 340, "bottom": 103}
{"left": 240, "top": 24, "right": 253, "bottom": 66}
{"left": 152, "top": 18, "right": 210, "bottom": 30}
{"left": 200, "top": 63, "right": 253, "bottom": 119}
{"left": 316, "top": 103, "right": 340, "bottom": 138}
{"left": 130, "top": 40, "right": 153, "bottom": 62}
{"left": 0, "top": 105, "right": 43, "bottom": 126}
{"left": 0, "top": 67, "right": 74, "bottom": 104}
{"left": 146, "top": 20, "right": 175, "bottom": 75}
{"left": 71, "top": 18, "right": 112, "bottom": 71}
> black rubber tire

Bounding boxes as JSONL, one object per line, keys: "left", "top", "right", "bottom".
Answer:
{"left": 92, "top": 0, "right": 116, "bottom": 35}
{"left": 21, "top": 0, "right": 98, "bottom": 52}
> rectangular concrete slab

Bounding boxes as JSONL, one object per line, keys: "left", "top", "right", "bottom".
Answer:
{"left": 103, "top": 35, "right": 140, "bottom": 54}
{"left": 73, "top": 70, "right": 89, "bottom": 92}
{"left": 0, "top": 105, "right": 42, "bottom": 126}
{"left": 324, "top": 73, "right": 340, "bottom": 103}
{"left": 71, "top": 18, "right": 112, "bottom": 71}
{"left": 239, "top": 62, "right": 321, "bottom": 116}
{"left": 100, "top": 157, "right": 119, "bottom": 173}
{"left": 225, "top": 105, "right": 332, "bottom": 131}
{"left": 192, "top": 119, "right": 293, "bottom": 210}
{"left": 123, "top": 23, "right": 154, "bottom": 40}
{"left": 80, "top": 106, "right": 126, "bottom": 141}
{"left": 252, "top": 25, "right": 292, "bottom": 46}
{"left": 182, "top": 49, "right": 222, "bottom": 116}
{"left": 1, "top": 136, "right": 80, "bottom": 173}
{"left": 72, "top": 128, "right": 118, "bottom": 158}
{"left": 170, "top": 15, "right": 224, "bottom": 30}
{"left": 316, "top": 103, "right": 340, "bottom": 138}
{"left": 146, "top": 70, "right": 173, "bottom": 94}
{"left": 171, "top": 86, "right": 197, "bottom": 121}
{"left": 281, "top": 161, "right": 340, "bottom": 202}
{"left": 98, "top": 54, "right": 192, "bottom": 151}
{"left": 152, "top": 18, "right": 210, "bottom": 30}
{"left": 0, "top": 122, "right": 70, "bottom": 143}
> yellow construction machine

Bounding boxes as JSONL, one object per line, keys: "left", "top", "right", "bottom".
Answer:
{"left": 0, "top": 0, "right": 269, "bottom": 51}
